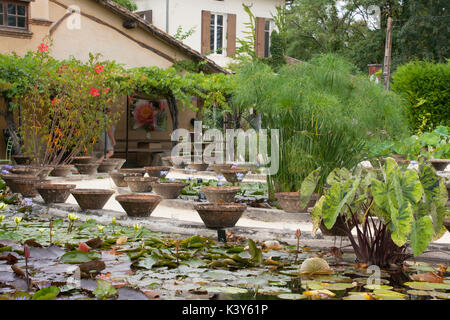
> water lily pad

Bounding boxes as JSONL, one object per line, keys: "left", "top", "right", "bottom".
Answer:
{"left": 60, "top": 250, "right": 101, "bottom": 264}
{"left": 204, "top": 286, "right": 248, "bottom": 294}
{"left": 373, "top": 289, "right": 407, "bottom": 300}
{"left": 343, "top": 292, "right": 375, "bottom": 300}
{"left": 32, "top": 286, "right": 60, "bottom": 300}
{"left": 300, "top": 258, "right": 333, "bottom": 275}
{"left": 277, "top": 293, "right": 307, "bottom": 300}
{"left": 258, "top": 287, "right": 291, "bottom": 295}
{"left": 402, "top": 281, "right": 450, "bottom": 291}
{"left": 202, "top": 270, "right": 236, "bottom": 281}
{"left": 364, "top": 284, "right": 393, "bottom": 290}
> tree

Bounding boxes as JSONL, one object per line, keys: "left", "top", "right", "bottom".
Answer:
{"left": 112, "top": 0, "right": 137, "bottom": 12}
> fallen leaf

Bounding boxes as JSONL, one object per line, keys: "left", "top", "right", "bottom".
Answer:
{"left": 410, "top": 272, "right": 443, "bottom": 283}
{"left": 142, "top": 290, "right": 161, "bottom": 299}
{"left": 116, "top": 236, "right": 128, "bottom": 245}
{"left": 85, "top": 238, "right": 103, "bottom": 249}
{"left": 24, "top": 240, "right": 42, "bottom": 248}
{"left": 11, "top": 264, "right": 25, "bottom": 277}
{"left": 0, "top": 253, "right": 18, "bottom": 265}
{"left": 78, "top": 243, "right": 91, "bottom": 253}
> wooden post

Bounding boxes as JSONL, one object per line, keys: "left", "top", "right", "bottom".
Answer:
{"left": 383, "top": 17, "right": 393, "bottom": 90}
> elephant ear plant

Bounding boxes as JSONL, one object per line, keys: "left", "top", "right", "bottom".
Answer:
{"left": 311, "top": 158, "right": 448, "bottom": 267}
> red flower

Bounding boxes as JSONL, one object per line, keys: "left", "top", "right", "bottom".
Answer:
{"left": 104, "top": 87, "right": 110, "bottom": 94}
{"left": 94, "top": 65, "right": 104, "bottom": 74}
{"left": 90, "top": 88, "right": 100, "bottom": 97}
{"left": 24, "top": 244, "right": 30, "bottom": 259}
{"left": 38, "top": 43, "right": 49, "bottom": 52}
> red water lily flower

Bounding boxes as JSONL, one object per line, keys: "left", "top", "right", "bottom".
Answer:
{"left": 94, "top": 65, "right": 104, "bottom": 74}
{"left": 90, "top": 88, "right": 100, "bottom": 97}
{"left": 38, "top": 43, "right": 49, "bottom": 52}
{"left": 24, "top": 244, "right": 30, "bottom": 259}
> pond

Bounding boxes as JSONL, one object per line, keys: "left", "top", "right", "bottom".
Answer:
{"left": 0, "top": 204, "right": 449, "bottom": 300}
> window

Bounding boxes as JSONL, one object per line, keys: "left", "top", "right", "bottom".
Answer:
{"left": 264, "top": 20, "right": 271, "bottom": 58}
{"left": 210, "top": 13, "right": 225, "bottom": 55}
{"left": 0, "top": 1, "right": 28, "bottom": 30}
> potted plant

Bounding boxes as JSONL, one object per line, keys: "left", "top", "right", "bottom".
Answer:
{"left": 36, "top": 183, "right": 76, "bottom": 204}
{"left": 116, "top": 194, "right": 162, "bottom": 217}
{"left": 110, "top": 172, "right": 141, "bottom": 187}
{"left": 193, "top": 203, "right": 247, "bottom": 229}
{"left": 220, "top": 168, "right": 248, "bottom": 184}
{"left": 144, "top": 166, "right": 171, "bottom": 178}
{"left": 150, "top": 181, "right": 187, "bottom": 199}
{"left": 70, "top": 189, "right": 115, "bottom": 210}
{"left": 74, "top": 163, "right": 100, "bottom": 175}
{"left": 201, "top": 185, "right": 241, "bottom": 203}
{"left": 124, "top": 176, "right": 158, "bottom": 193}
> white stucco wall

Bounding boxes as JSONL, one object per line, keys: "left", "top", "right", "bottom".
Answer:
{"left": 134, "top": 0, "right": 284, "bottom": 67}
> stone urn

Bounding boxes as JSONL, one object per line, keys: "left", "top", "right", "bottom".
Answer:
{"left": 36, "top": 183, "right": 76, "bottom": 204}
{"left": 97, "top": 160, "right": 118, "bottom": 173}
{"left": 188, "top": 162, "right": 209, "bottom": 172}
{"left": 275, "top": 192, "right": 320, "bottom": 213}
{"left": 71, "top": 156, "right": 95, "bottom": 165}
{"left": 117, "top": 168, "right": 146, "bottom": 176}
{"left": 429, "top": 159, "right": 450, "bottom": 171}
{"left": 115, "top": 194, "right": 162, "bottom": 218}
{"left": 193, "top": 203, "right": 247, "bottom": 229}
{"left": 170, "top": 156, "right": 189, "bottom": 169}
{"left": 1, "top": 174, "right": 37, "bottom": 193}
{"left": 35, "top": 166, "right": 55, "bottom": 180}
{"left": 210, "top": 163, "right": 232, "bottom": 175}
{"left": 144, "top": 166, "right": 171, "bottom": 178}
{"left": 201, "top": 186, "right": 241, "bottom": 203}
{"left": 124, "top": 176, "right": 158, "bottom": 193}
{"left": 220, "top": 168, "right": 248, "bottom": 184}
{"left": 13, "top": 177, "right": 42, "bottom": 197}
{"left": 10, "top": 166, "right": 42, "bottom": 177}
{"left": 71, "top": 189, "right": 115, "bottom": 210}
{"left": 110, "top": 158, "right": 127, "bottom": 170}
{"left": 444, "top": 218, "right": 450, "bottom": 232}
{"left": 74, "top": 163, "right": 99, "bottom": 175}
{"left": 51, "top": 165, "right": 74, "bottom": 177}
{"left": 110, "top": 172, "right": 141, "bottom": 188}
{"left": 12, "top": 155, "right": 32, "bottom": 165}
{"left": 150, "top": 181, "right": 187, "bottom": 199}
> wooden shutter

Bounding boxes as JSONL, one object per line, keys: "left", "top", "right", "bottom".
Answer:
{"left": 255, "top": 17, "right": 266, "bottom": 58}
{"left": 226, "top": 13, "right": 237, "bottom": 57}
{"left": 201, "top": 10, "right": 211, "bottom": 55}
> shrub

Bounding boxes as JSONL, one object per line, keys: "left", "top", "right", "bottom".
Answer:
{"left": 392, "top": 60, "right": 450, "bottom": 133}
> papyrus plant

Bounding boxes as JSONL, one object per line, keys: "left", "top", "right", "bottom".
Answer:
{"left": 19, "top": 47, "right": 124, "bottom": 165}
{"left": 311, "top": 157, "right": 448, "bottom": 267}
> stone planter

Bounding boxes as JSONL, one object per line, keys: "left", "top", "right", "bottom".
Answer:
{"left": 193, "top": 203, "right": 247, "bottom": 229}
{"left": 71, "top": 189, "right": 115, "bottom": 210}
{"left": 210, "top": 163, "right": 232, "bottom": 175}
{"left": 275, "top": 192, "right": 320, "bottom": 213}
{"left": 1, "top": 174, "right": 36, "bottom": 193}
{"left": 429, "top": 159, "right": 450, "bottom": 171}
{"left": 110, "top": 172, "right": 141, "bottom": 187}
{"left": 10, "top": 166, "right": 42, "bottom": 177}
{"left": 35, "top": 166, "right": 55, "bottom": 180}
{"left": 444, "top": 218, "right": 450, "bottom": 232}
{"left": 144, "top": 166, "right": 171, "bottom": 178}
{"left": 74, "top": 163, "right": 99, "bottom": 175}
{"left": 124, "top": 176, "right": 158, "bottom": 193}
{"left": 188, "top": 162, "right": 209, "bottom": 172}
{"left": 221, "top": 168, "right": 248, "bottom": 184}
{"left": 170, "top": 156, "right": 189, "bottom": 169}
{"left": 110, "top": 158, "right": 126, "bottom": 170}
{"left": 12, "top": 155, "right": 32, "bottom": 165}
{"left": 150, "top": 181, "right": 187, "bottom": 199}
{"left": 13, "top": 177, "right": 41, "bottom": 197}
{"left": 97, "top": 160, "right": 118, "bottom": 173}
{"left": 201, "top": 186, "right": 241, "bottom": 203}
{"left": 36, "top": 183, "right": 76, "bottom": 204}
{"left": 115, "top": 194, "right": 162, "bottom": 218}
{"left": 51, "top": 165, "right": 74, "bottom": 177}
{"left": 117, "top": 168, "right": 146, "bottom": 176}
{"left": 71, "top": 156, "right": 95, "bottom": 165}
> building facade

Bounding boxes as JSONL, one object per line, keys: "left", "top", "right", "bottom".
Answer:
{"left": 134, "top": 0, "right": 285, "bottom": 67}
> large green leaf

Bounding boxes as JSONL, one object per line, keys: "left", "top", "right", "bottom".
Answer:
{"left": 410, "top": 216, "right": 434, "bottom": 257}
{"left": 326, "top": 168, "right": 351, "bottom": 186}
{"left": 247, "top": 239, "right": 262, "bottom": 265}
{"left": 32, "top": 286, "right": 60, "bottom": 300}
{"left": 311, "top": 195, "right": 325, "bottom": 237}
{"left": 322, "top": 177, "right": 360, "bottom": 230}
{"left": 399, "top": 170, "right": 423, "bottom": 204}
{"left": 372, "top": 179, "right": 389, "bottom": 212}
{"left": 299, "top": 168, "right": 320, "bottom": 209}
{"left": 419, "top": 163, "right": 441, "bottom": 204}
{"left": 390, "top": 201, "right": 414, "bottom": 247}
{"left": 60, "top": 250, "right": 101, "bottom": 264}
{"left": 93, "top": 279, "right": 118, "bottom": 300}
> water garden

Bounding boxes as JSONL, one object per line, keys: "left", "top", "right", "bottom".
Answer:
{"left": 0, "top": 46, "right": 449, "bottom": 301}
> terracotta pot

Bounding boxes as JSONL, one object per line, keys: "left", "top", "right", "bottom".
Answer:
{"left": 319, "top": 216, "right": 355, "bottom": 237}
{"left": 210, "top": 163, "right": 232, "bottom": 175}
{"left": 51, "top": 165, "right": 74, "bottom": 177}
{"left": 71, "top": 189, "right": 115, "bottom": 210}
{"left": 170, "top": 156, "right": 189, "bottom": 169}
{"left": 36, "top": 183, "right": 76, "bottom": 204}
{"left": 97, "top": 160, "right": 118, "bottom": 173}
{"left": 188, "top": 162, "right": 209, "bottom": 171}
{"left": 115, "top": 194, "right": 162, "bottom": 218}
{"left": 12, "top": 155, "right": 32, "bottom": 165}
{"left": 13, "top": 177, "right": 41, "bottom": 197}
{"left": 220, "top": 168, "right": 248, "bottom": 184}
{"left": 71, "top": 156, "right": 95, "bottom": 165}
{"left": 144, "top": 166, "right": 171, "bottom": 178}
{"left": 110, "top": 158, "right": 126, "bottom": 170}
{"left": 275, "top": 192, "right": 320, "bottom": 213}
{"left": 201, "top": 186, "right": 241, "bottom": 203}
{"left": 161, "top": 156, "right": 172, "bottom": 167}
{"left": 444, "top": 218, "right": 450, "bottom": 232}
{"left": 150, "top": 181, "right": 187, "bottom": 199}
{"left": 74, "top": 163, "right": 99, "bottom": 175}
{"left": 110, "top": 172, "right": 141, "bottom": 187}
{"left": 117, "top": 168, "right": 146, "bottom": 176}
{"left": 1, "top": 174, "right": 37, "bottom": 193}
{"left": 124, "top": 176, "right": 158, "bottom": 193}
{"left": 193, "top": 203, "right": 247, "bottom": 229}
{"left": 10, "top": 166, "right": 42, "bottom": 177}
{"left": 429, "top": 159, "right": 450, "bottom": 171}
